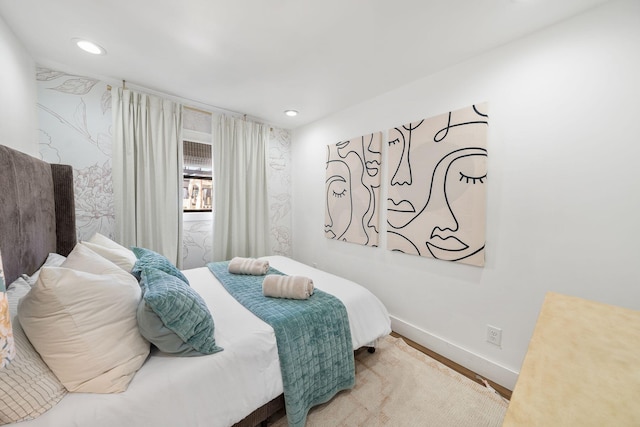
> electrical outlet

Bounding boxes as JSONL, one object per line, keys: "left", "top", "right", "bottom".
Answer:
{"left": 487, "top": 325, "right": 502, "bottom": 347}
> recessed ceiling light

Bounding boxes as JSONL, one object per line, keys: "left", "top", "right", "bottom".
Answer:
{"left": 284, "top": 110, "right": 298, "bottom": 117}
{"left": 73, "top": 38, "right": 106, "bottom": 55}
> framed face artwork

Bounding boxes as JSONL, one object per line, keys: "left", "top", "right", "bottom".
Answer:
{"left": 386, "top": 104, "right": 488, "bottom": 267}
{"left": 325, "top": 132, "right": 382, "bottom": 247}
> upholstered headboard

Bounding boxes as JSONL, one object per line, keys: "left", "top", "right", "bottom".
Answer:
{"left": 0, "top": 144, "right": 76, "bottom": 285}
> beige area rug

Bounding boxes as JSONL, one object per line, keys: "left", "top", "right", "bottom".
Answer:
{"left": 271, "top": 335, "right": 508, "bottom": 426}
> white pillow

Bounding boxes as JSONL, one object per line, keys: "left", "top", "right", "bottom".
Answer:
{"left": 21, "top": 252, "right": 67, "bottom": 285}
{"left": 82, "top": 232, "right": 136, "bottom": 272}
{"left": 17, "top": 244, "right": 150, "bottom": 393}
{"left": 0, "top": 278, "right": 67, "bottom": 423}
{"left": 63, "top": 242, "right": 128, "bottom": 275}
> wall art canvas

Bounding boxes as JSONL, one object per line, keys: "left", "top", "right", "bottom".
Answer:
{"left": 325, "top": 132, "right": 382, "bottom": 247}
{"left": 386, "top": 103, "right": 488, "bottom": 266}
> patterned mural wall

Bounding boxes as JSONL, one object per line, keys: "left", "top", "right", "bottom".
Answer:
{"left": 36, "top": 67, "right": 292, "bottom": 268}
{"left": 267, "top": 127, "right": 293, "bottom": 257}
{"left": 36, "top": 68, "right": 114, "bottom": 240}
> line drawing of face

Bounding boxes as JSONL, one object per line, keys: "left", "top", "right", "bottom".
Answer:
{"left": 386, "top": 103, "right": 488, "bottom": 266}
{"left": 327, "top": 133, "right": 382, "bottom": 246}
{"left": 325, "top": 159, "right": 352, "bottom": 240}
{"left": 388, "top": 148, "right": 487, "bottom": 262}
{"left": 363, "top": 133, "right": 382, "bottom": 237}
{"left": 421, "top": 148, "right": 487, "bottom": 262}
{"left": 363, "top": 133, "right": 382, "bottom": 180}
{"left": 387, "top": 120, "right": 424, "bottom": 229}
{"left": 349, "top": 133, "right": 382, "bottom": 239}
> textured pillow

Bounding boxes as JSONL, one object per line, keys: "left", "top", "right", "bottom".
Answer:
{"left": 18, "top": 245, "right": 150, "bottom": 393}
{"left": 82, "top": 232, "right": 137, "bottom": 272}
{"left": 131, "top": 246, "right": 189, "bottom": 284}
{"left": 137, "top": 299, "right": 203, "bottom": 356}
{"left": 139, "top": 267, "right": 221, "bottom": 355}
{"left": 0, "top": 277, "right": 67, "bottom": 424}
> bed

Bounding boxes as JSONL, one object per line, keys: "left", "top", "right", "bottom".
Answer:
{"left": 0, "top": 144, "right": 391, "bottom": 427}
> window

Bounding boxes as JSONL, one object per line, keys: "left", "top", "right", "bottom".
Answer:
{"left": 183, "top": 140, "right": 212, "bottom": 212}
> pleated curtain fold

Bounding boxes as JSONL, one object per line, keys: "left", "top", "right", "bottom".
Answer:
{"left": 112, "top": 88, "right": 184, "bottom": 267}
{"left": 212, "top": 115, "right": 270, "bottom": 261}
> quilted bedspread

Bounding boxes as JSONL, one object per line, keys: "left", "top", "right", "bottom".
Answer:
{"left": 207, "top": 261, "right": 355, "bottom": 427}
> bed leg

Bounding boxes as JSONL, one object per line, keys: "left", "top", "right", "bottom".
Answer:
{"left": 367, "top": 346, "right": 375, "bottom": 354}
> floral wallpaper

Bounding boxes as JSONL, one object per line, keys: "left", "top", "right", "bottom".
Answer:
{"left": 182, "top": 218, "right": 213, "bottom": 269}
{"left": 36, "top": 67, "right": 292, "bottom": 268}
{"left": 267, "top": 127, "right": 292, "bottom": 256}
{"left": 36, "top": 67, "right": 114, "bottom": 241}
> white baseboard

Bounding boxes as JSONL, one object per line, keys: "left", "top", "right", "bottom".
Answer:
{"left": 390, "top": 315, "right": 519, "bottom": 391}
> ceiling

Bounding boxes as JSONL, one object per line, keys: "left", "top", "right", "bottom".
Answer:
{"left": 0, "top": 0, "right": 612, "bottom": 129}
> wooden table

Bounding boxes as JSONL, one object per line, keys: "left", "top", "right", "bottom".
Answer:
{"left": 503, "top": 292, "right": 640, "bottom": 426}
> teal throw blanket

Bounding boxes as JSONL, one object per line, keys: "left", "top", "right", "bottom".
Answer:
{"left": 207, "top": 261, "right": 355, "bottom": 427}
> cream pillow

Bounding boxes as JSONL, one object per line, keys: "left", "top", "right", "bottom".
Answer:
{"left": 21, "top": 252, "right": 67, "bottom": 285}
{"left": 18, "top": 244, "right": 149, "bottom": 393}
{"left": 81, "top": 232, "right": 137, "bottom": 272}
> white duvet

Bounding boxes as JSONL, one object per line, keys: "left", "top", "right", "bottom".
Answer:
{"left": 13, "top": 256, "right": 391, "bottom": 427}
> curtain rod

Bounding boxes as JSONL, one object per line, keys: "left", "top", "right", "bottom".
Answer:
{"left": 185, "top": 105, "right": 215, "bottom": 116}
{"left": 105, "top": 81, "right": 273, "bottom": 131}
{"left": 106, "top": 80, "right": 125, "bottom": 92}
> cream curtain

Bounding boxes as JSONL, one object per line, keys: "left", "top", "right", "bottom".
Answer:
{"left": 112, "top": 88, "right": 184, "bottom": 266}
{"left": 212, "top": 115, "right": 269, "bottom": 261}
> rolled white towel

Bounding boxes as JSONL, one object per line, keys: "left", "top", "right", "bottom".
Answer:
{"left": 262, "top": 275, "right": 314, "bottom": 300}
{"left": 228, "top": 257, "right": 270, "bottom": 275}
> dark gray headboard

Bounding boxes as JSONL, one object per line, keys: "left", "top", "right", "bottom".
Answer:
{"left": 0, "top": 144, "right": 77, "bottom": 285}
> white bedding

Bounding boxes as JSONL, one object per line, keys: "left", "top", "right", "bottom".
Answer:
{"left": 12, "top": 256, "right": 391, "bottom": 427}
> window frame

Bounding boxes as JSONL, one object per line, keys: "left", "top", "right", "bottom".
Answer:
{"left": 182, "top": 140, "right": 213, "bottom": 213}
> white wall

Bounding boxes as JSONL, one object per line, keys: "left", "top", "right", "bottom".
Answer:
{"left": 0, "top": 15, "right": 37, "bottom": 156}
{"left": 291, "top": 0, "right": 640, "bottom": 390}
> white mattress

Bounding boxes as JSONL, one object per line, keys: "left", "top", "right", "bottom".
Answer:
{"left": 13, "top": 256, "right": 391, "bottom": 427}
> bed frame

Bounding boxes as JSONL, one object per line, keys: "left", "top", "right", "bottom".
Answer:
{"left": 0, "top": 144, "right": 284, "bottom": 427}
{"left": 0, "top": 145, "right": 76, "bottom": 285}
